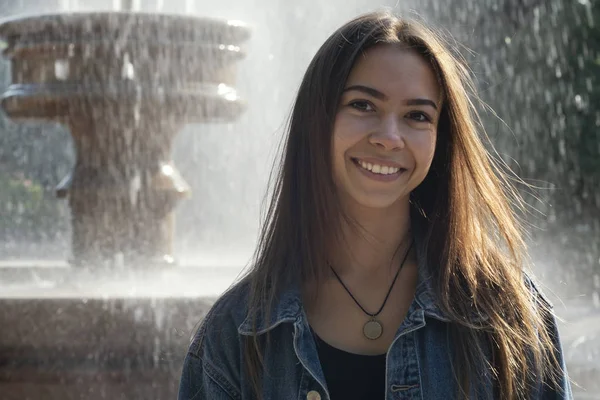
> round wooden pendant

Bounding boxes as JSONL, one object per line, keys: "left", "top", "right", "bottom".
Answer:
{"left": 363, "top": 319, "right": 383, "bottom": 340}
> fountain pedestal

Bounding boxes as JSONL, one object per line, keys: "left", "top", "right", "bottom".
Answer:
{"left": 0, "top": 12, "right": 249, "bottom": 267}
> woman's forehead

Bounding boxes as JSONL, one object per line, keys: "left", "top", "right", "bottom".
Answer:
{"left": 344, "top": 45, "right": 441, "bottom": 106}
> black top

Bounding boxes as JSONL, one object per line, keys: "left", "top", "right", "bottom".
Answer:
{"left": 312, "top": 330, "right": 386, "bottom": 400}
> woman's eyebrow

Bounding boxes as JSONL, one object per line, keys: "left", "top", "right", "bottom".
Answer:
{"left": 343, "top": 85, "right": 388, "bottom": 100}
{"left": 343, "top": 85, "right": 438, "bottom": 110}
{"left": 405, "top": 98, "right": 438, "bottom": 110}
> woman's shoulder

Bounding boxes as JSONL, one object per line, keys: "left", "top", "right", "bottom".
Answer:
{"left": 188, "top": 277, "right": 252, "bottom": 360}
{"left": 179, "top": 278, "right": 253, "bottom": 400}
{"left": 522, "top": 269, "right": 554, "bottom": 310}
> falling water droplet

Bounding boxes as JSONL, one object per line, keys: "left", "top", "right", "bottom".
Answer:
{"left": 54, "top": 59, "right": 70, "bottom": 80}
{"left": 574, "top": 94, "right": 584, "bottom": 110}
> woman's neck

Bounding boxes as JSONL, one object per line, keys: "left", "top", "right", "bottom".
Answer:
{"left": 329, "top": 197, "right": 412, "bottom": 277}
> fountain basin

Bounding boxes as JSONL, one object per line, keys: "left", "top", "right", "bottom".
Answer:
{"left": 0, "top": 260, "right": 246, "bottom": 400}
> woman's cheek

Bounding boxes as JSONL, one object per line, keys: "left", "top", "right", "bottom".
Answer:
{"left": 334, "top": 113, "right": 370, "bottom": 141}
{"left": 414, "top": 129, "right": 436, "bottom": 155}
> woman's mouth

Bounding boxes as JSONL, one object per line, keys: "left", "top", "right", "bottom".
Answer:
{"left": 351, "top": 158, "right": 407, "bottom": 181}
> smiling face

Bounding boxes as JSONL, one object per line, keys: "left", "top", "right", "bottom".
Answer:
{"left": 332, "top": 44, "right": 442, "bottom": 211}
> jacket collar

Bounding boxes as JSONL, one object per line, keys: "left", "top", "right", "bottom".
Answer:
{"left": 238, "top": 282, "right": 303, "bottom": 336}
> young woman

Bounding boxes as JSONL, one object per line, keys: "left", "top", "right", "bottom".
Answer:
{"left": 179, "top": 11, "right": 572, "bottom": 400}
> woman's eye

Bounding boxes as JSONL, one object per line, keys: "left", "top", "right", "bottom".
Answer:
{"left": 408, "top": 111, "right": 431, "bottom": 123}
{"left": 349, "top": 100, "right": 374, "bottom": 112}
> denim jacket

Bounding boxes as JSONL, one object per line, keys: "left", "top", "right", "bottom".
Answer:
{"left": 179, "top": 255, "right": 573, "bottom": 399}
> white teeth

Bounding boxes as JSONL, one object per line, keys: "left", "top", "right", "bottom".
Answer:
{"left": 358, "top": 160, "right": 400, "bottom": 175}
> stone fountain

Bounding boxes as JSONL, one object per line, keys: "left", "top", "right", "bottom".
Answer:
{"left": 1, "top": 12, "right": 248, "bottom": 267}
{"left": 0, "top": 11, "right": 250, "bottom": 400}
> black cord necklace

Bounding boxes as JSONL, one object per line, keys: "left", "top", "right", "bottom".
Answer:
{"left": 328, "top": 240, "right": 413, "bottom": 340}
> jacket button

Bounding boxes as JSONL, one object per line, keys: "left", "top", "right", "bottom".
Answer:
{"left": 306, "top": 390, "right": 321, "bottom": 400}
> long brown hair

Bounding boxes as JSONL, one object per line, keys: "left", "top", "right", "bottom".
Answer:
{"left": 243, "top": 11, "right": 559, "bottom": 399}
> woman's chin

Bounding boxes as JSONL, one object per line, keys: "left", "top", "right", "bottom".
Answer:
{"left": 343, "top": 192, "right": 410, "bottom": 211}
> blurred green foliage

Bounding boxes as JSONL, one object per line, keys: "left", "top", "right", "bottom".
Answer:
{"left": 0, "top": 63, "right": 71, "bottom": 242}
{"left": 0, "top": 169, "right": 69, "bottom": 241}
{"left": 1, "top": 174, "right": 40, "bottom": 233}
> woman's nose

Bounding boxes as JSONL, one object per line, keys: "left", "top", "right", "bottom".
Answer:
{"left": 368, "top": 115, "right": 405, "bottom": 151}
